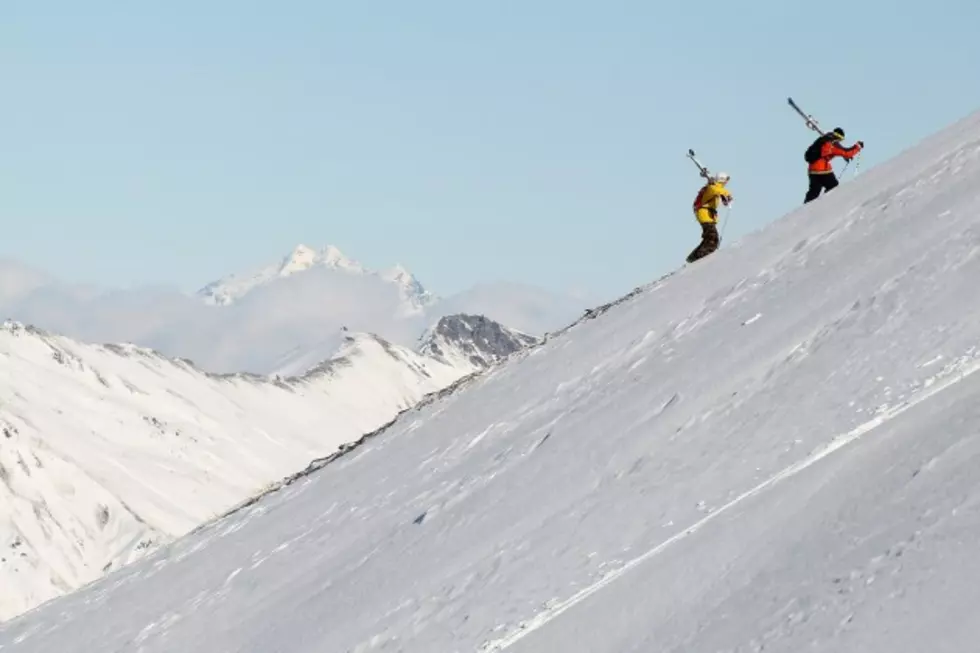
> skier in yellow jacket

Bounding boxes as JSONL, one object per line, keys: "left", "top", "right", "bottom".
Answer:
{"left": 687, "top": 172, "right": 732, "bottom": 263}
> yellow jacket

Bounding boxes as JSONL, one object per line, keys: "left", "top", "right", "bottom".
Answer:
{"left": 692, "top": 182, "right": 731, "bottom": 224}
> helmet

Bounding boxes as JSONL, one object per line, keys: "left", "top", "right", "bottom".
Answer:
{"left": 832, "top": 127, "right": 845, "bottom": 140}
{"left": 713, "top": 171, "right": 730, "bottom": 184}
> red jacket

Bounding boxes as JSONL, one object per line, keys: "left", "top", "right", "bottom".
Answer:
{"left": 809, "top": 139, "right": 862, "bottom": 174}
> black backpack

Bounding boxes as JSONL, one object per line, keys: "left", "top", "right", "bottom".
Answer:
{"left": 804, "top": 134, "right": 831, "bottom": 163}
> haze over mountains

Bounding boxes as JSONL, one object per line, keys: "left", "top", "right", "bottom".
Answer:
{"left": 0, "top": 244, "right": 588, "bottom": 374}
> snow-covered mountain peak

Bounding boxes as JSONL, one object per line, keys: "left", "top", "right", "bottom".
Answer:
{"left": 281, "top": 243, "right": 316, "bottom": 269}
{"left": 195, "top": 244, "right": 435, "bottom": 309}
{"left": 379, "top": 263, "right": 437, "bottom": 314}
{"left": 419, "top": 313, "right": 539, "bottom": 371}
{"left": 277, "top": 244, "right": 364, "bottom": 277}
{"left": 277, "top": 244, "right": 318, "bottom": 274}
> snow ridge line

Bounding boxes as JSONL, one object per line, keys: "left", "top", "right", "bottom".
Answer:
{"left": 186, "top": 369, "right": 486, "bottom": 535}
{"left": 479, "top": 351, "right": 980, "bottom": 651}
{"left": 188, "top": 273, "right": 674, "bottom": 536}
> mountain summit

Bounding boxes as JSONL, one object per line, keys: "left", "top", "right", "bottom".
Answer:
{"left": 419, "top": 314, "right": 539, "bottom": 370}
{"left": 196, "top": 244, "right": 433, "bottom": 311}
{"left": 278, "top": 244, "right": 364, "bottom": 276}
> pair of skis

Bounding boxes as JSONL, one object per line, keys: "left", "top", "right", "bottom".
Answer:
{"left": 788, "top": 96, "right": 862, "bottom": 175}
{"left": 686, "top": 149, "right": 711, "bottom": 180}
{"left": 688, "top": 97, "right": 855, "bottom": 175}
{"left": 787, "top": 96, "right": 825, "bottom": 135}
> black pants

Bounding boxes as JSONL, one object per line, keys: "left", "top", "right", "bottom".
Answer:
{"left": 804, "top": 172, "right": 839, "bottom": 203}
{"left": 687, "top": 221, "right": 719, "bottom": 263}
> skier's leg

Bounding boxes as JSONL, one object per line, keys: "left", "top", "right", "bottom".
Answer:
{"left": 701, "top": 221, "right": 720, "bottom": 256}
{"left": 823, "top": 173, "right": 840, "bottom": 193}
{"left": 804, "top": 174, "right": 823, "bottom": 203}
{"left": 687, "top": 218, "right": 719, "bottom": 263}
{"left": 688, "top": 209, "right": 709, "bottom": 262}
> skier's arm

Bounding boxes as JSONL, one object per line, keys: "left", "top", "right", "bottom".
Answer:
{"left": 829, "top": 141, "right": 864, "bottom": 160}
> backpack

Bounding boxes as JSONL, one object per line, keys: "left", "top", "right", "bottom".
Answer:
{"left": 692, "top": 184, "right": 708, "bottom": 210}
{"left": 804, "top": 134, "right": 831, "bottom": 163}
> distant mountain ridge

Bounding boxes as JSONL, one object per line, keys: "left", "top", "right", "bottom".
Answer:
{"left": 0, "top": 311, "right": 535, "bottom": 621}
{"left": 0, "top": 244, "right": 588, "bottom": 375}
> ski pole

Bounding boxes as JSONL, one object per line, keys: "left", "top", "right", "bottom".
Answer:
{"left": 720, "top": 205, "right": 733, "bottom": 241}
{"left": 841, "top": 151, "right": 862, "bottom": 179}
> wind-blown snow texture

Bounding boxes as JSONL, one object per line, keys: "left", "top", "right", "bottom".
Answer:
{"left": 0, "top": 316, "right": 534, "bottom": 622}
{"left": 4, "top": 110, "right": 980, "bottom": 651}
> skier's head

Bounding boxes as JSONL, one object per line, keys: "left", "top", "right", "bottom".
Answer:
{"left": 831, "top": 127, "right": 845, "bottom": 141}
{"left": 713, "top": 172, "right": 730, "bottom": 185}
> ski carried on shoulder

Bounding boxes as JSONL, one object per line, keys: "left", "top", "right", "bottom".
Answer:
{"left": 787, "top": 97, "right": 825, "bottom": 135}
{"left": 687, "top": 149, "right": 710, "bottom": 179}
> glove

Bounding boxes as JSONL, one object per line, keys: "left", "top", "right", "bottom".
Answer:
{"left": 856, "top": 140, "right": 865, "bottom": 149}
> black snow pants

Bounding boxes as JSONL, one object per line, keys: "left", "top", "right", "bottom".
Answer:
{"left": 686, "top": 220, "right": 720, "bottom": 264}
{"left": 804, "top": 172, "right": 839, "bottom": 203}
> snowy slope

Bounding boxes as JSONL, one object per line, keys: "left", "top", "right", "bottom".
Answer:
{"left": 0, "top": 322, "right": 508, "bottom": 622}
{"left": 5, "top": 110, "right": 980, "bottom": 651}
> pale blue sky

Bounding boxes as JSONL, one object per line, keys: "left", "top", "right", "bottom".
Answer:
{"left": 4, "top": 1, "right": 979, "bottom": 300}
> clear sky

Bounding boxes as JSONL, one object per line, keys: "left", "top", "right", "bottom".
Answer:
{"left": 4, "top": 1, "right": 980, "bottom": 301}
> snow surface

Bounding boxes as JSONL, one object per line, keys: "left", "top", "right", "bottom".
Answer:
{"left": 0, "top": 245, "right": 586, "bottom": 375}
{"left": 5, "top": 110, "right": 980, "bottom": 651}
{"left": 0, "top": 320, "right": 519, "bottom": 622}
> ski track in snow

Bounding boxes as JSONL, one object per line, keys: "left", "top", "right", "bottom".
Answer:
{"left": 481, "top": 350, "right": 980, "bottom": 651}
{"left": 3, "top": 112, "right": 980, "bottom": 651}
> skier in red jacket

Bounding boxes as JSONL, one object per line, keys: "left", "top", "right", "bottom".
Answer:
{"left": 804, "top": 127, "right": 863, "bottom": 203}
